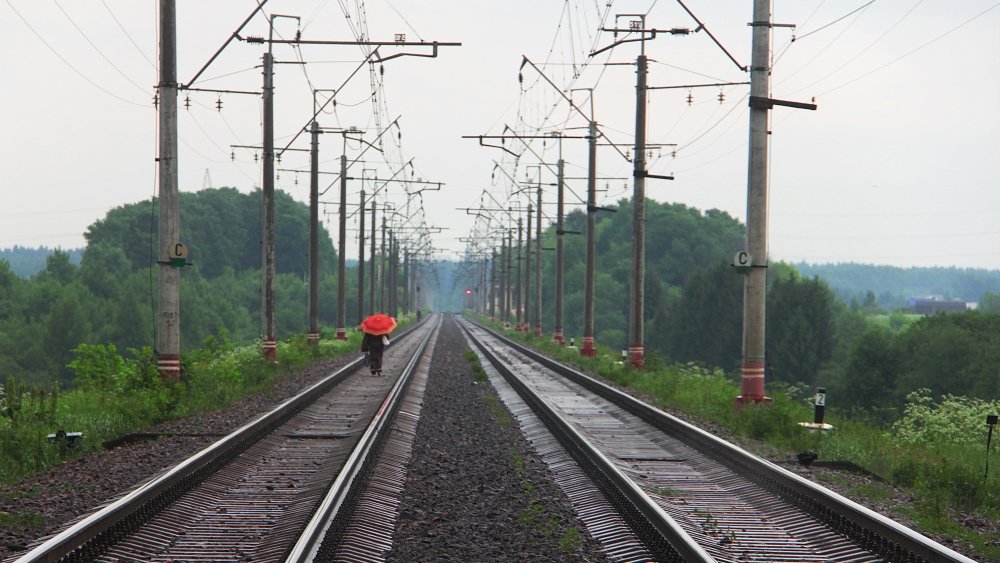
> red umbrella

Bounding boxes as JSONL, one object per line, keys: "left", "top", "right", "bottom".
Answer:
{"left": 361, "top": 313, "right": 397, "bottom": 336}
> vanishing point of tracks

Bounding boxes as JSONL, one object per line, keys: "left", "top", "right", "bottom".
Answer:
{"left": 12, "top": 314, "right": 976, "bottom": 562}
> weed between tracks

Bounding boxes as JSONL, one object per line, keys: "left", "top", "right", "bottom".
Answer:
{"left": 464, "top": 347, "right": 586, "bottom": 555}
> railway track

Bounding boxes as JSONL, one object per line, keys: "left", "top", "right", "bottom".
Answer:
{"left": 12, "top": 316, "right": 440, "bottom": 563}
{"left": 457, "top": 316, "right": 978, "bottom": 563}
{"left": 10, "top": 313, "right": 981, "bottom": 562}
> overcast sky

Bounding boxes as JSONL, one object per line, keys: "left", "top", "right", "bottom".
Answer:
{"left": 2, "top": 1, "right": 998, "bottom": 270}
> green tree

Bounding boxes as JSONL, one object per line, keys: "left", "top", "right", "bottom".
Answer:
{"left": 839, "top": 326, "right": 900, "bottom": 412}
{"left": 978, "top": 291, "right": 1000, "bottom": 313}
{"left": 892, "top": 312, "right": 1000, "bottom": 402}
{"left": 661, "top": 262, "right": 742, "bottom": 371}
{"left": 766, "top": 273, "right": 836, "bottom": 384}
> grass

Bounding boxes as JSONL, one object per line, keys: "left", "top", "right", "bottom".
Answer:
{"left": 0, "top": 317, "right": 411, "bottom": 487}
{"left": 0, "top": 509, "right": 45, "bottom": 533}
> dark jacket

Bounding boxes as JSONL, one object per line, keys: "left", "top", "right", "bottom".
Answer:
{"left": 361, "top": 332, "right": 387, "bottom": 352}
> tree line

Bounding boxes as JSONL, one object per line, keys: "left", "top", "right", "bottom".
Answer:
{"left": 523, "top": 197, "right": 998, "bottom": 418}
{"left": 2, "top": 189, "right": 997, "bottom": 420}
{"left": 0, "top": 187, "right": 387, "bottom": 387}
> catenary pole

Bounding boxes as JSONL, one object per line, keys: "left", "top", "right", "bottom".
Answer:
{"left": 535, "top": 183, "right": 543, "bottom": 337}
{"left": 358, "top": 189, "right": 366, "bottom": 324}
{"left": 335, "top": 150, "right": 348, "bottom": 339}
{"left": 514, "top": 217, "right": 524, "bottom": 332}
{"left": 739, "top": 0, "right": 773, "bottom": 404}
{"left": 380, "top": 214, "right": 387, "bottom": 311}
{"left": 581, "top": 119, "right": 598, "bottom": 357}
{"left": 555, "top": 157, "right": 565, "bottom": 344}
{"left": 629, "top": 52, "right": 648, "bottom": 367}
{"left": 156, "top": 0, "right": 181, "bottom": 380}
{"left": 308, "top": 120, "right": 320, "bottom": 345}
{"left": 490, "top": 250, "right": 497, "bottom": 320}
{"left": 369, "top": 199, "right": 376, "bottom": 314}
{"left": 261, "top": 46, "right": 277, "bottom": 362}
{"left": 524, "top": 206, "right": 532, "bottom": 333}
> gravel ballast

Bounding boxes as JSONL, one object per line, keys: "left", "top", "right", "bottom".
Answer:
{"left": 386, "top": 316, "right": 608, "bottom": 561}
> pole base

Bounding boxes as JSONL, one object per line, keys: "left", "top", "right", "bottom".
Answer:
{"left": 307, "top": 332, "right": 320, "bottom": 346}
{"left": 628, "top": 346, "right": 644, "bottom": 368}
{"left": 262, "top": 340, "right": 277, "bottom": 363}
{"left": 554, "top": 331, "right": 564, "bottom": 345}
{"left": 335, "top": 328, "right": 347, "bottom": 341}
{"left": 736, "top": 360, "right": 767, "bottom": 403}
{"left": 580, "top": 337, "right": 596, "bottom": 358}
{"left": 156, "top": 354, "right": 181, "bottom": 382}
{"left": 534, "top": 324, "right": 542, "bottom": 337}
{"left": 735, "top": 394, "right": 773, "bottom": 406}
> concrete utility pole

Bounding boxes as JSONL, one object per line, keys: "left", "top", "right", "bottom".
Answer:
{"left": 490, "top": 251, "right": 497, "bottom": 320}
{"left": 628, "top": 52, "right": 649, "bottom": 368}
{"left": 335, "top": 150, "right": 348, "bottom": 339}
{"left": 156, "top": 0, "right": 181, "bottom": 380}
{"left": 503, "top": 228, "right": 514, "bottom": 327}
{"left": 357, "top": 189, "right": 366, "bottom": 323}
{"left": 514, "top": 217, "right": 524, "bottom": 332}
{"left": 482, "top": 256, "right": 489, "bottom": 314}
{"left": 738, "top": 0, "right": 824, "bottom": 403}
{"left": 403, "top": 249, "right": 410, "bottom": 314}
{"left": 737, "top": 0, "right": 775, "bottom": 404}
{"left": 554, "top": 157, "right": 565, "bottom": 345}
{"left": 380, "top": 214, "right": 387, "bottom": 311}
{"left": 308, "top": 120, "right": 321, "bottom": 345}
{"left": 369, "top": 200, "right": 376, "bottom": 314}
{"left": 524, "top": 206, "right": 532, "bottom": 333}
{"left": 581, "top": 119, "right": 598, "bottom": 357}
{"left": 261, "top": 47, "right": 277, "bottom": 362}
{"left": 535, "top": 184, "right": 542, "bottom": 337}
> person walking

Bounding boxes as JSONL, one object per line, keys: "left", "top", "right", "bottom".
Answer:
{"left": 361, "top": 331, "right": 388, "bottom": 376}
{"left": 360, "top": 313, "right": 397, "bottom": 376}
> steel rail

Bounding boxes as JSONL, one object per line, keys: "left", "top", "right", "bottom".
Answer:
{"left": 458, "top": 317, "right": 714, "bottom": 563}
{"left": 13, "top": 322, "right": 424, "bottom": 563}
{"left": 285, "top": 314, "right": 440, "bottom": 562}
{"left": 469, "top": 319, "right": 978, "bottom": 563}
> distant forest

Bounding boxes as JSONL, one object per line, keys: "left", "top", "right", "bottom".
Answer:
{"left": 6, "top": 248, "right": 998, "bottom": 308}
{"left": 795, "top": 263, "right": 1000, "bottom": 308}
{"left": 1, "top": 246, "right": 82, "bottom": 278}
{"left": 1, "top": 190, "right": 998, "bottom": 415}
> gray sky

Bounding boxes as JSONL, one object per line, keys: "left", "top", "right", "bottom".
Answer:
{"left": 2, "top": 1, "right": 998, "bottom": 269}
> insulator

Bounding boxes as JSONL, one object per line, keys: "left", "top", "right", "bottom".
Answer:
{"left": 518, "top": 72, "right": 523, "bottom": 85}
{"left": 254, "top": 153, "right": 259, "bottom": 162}
{"left": 184, "top": 95, "right": 191, "bottom": 109}
{"left": 216, "top": 97, "right": 223, "bottom": 111}
{"left": 276, "top": 153, "right": 282, "bottom": 164}
{"left": 718, "top": 91, "right": 725, "bottom": 104}
{"left": 230, "top": 151, "right": 235, "bottom": 161}
{"left": 380, "top": 64, "right": 384, "bottom": 76}
{"left": 153, "top": 93, "right": 159, "bottom": 108}
{"left": 686, "top": 92, "right": 693, "bottom": 105}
